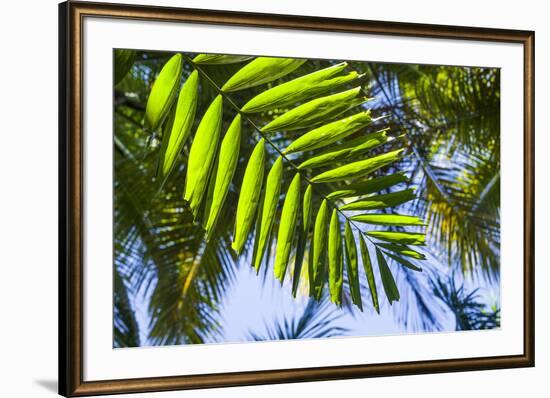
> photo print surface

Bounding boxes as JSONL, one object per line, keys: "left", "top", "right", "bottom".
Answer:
{"left": 113, "top": 50, "right": 501, "bottom": 348}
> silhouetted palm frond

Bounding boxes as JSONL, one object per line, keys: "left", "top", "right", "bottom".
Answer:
{"left": 358, "top": 62, "right": 500, "bottom": 277}
{"left": 431, "top": 274, "right": 500, "bottom": 331}
{"left": 114, "top": 266, "right": 140, "bottom": 348}
{"left": 246, "top": 296, "right": 349, "bottom": 341}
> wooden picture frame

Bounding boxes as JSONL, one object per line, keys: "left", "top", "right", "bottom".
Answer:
{"left": 59, "top": 1, "right": 535, "bottom": 396}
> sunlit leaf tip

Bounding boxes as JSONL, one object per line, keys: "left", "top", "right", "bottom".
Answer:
{"left": 367, "top": 231, "right": 426, "bottom": 245}
{"left": 384, "top": 251, "right": 423, "bottom": 272}
{"left": 253, "top": 156, "right": 283, "bottom": 271}
{"left": 310, "top": 199, "right": 329, "bottom": 300}
{"left": 241, "top": 62, "right": 360, "bottom": 113}
{"left": 274, "top": 173, "right": 301, "bottom": 283}
{"left": 378, "top": 243, "right": 426, "bottom": 260}
{"left": 232, "top": 139, "right": 266, "bottom": 254}
{"left": 340, "top": 187, "right": 415, "bottom": 211}
{"left": 292, "top": 184, "right": 313, "bottom": 297}
{"left": 156, "top": 70, "right": 199, "bottom": 187}
{"left": 328, "top": 209, "right": 343, "bottom": 305}
{"left": 360, "top": 236, "right": 379, "bottom": 313}
{"left": 144, "top": 53, "right": 183, "bottom": 131}
{"left": 350, "top": 213, "right": 426, "bottom": 226}
{"left": 326, "top": 173, "right": 409, "bottom": 200}
{"left": 204, "top": 114, "right": 242, "bottom": 238}
{"left": 183, "top": 95, "right": 223, "bottom": 219}
{"left": 344, "top": 221, "right": 362, "bottom": 310}
{"left": 221, "top": 57, "right": 306, "bottom": 92}
{"left": 193, "top": 54, "right": 254, "bottom": 65}
{"left": 311, "top": 148, "right": 404, "bottom": 183}
{"left": 261, "top": 87, "right": 370, "bottom": 133}
{"left": 283, "top": 111, "right": 372, "bottom": 155}
{"left": 376, "top": 248, "right": 400, "bottom": 305}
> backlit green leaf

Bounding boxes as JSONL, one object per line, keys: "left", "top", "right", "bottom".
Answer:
{"left": 261, "top": 87, "right": 369, "bottom": 132}
{"left": 311, "top": 148, "right": 404, "bottom": 183}
{"left": 204, "top": 114, "right": 241, "bottom": 237}
{"left": 292, "top": 184, "right": 312, "bottom": 296}
{"left": 183, "top": 95, "right": 223, "bottom": 218}
{"left": 348, "top": 132, "right": 402, "bottom": 157}
{"left": 359, "top": 236, "right": 379, "bottom": 313}
{"left": 340, "top": 188, "right": 415, "bottom": 211}
{"left": 328, "top": 210, "right": 343, "bottom": 305}
{"left": 242, "top": 62, "right": 360, "bottom": 113}
{"left": 297, "top": 129, "right": 389, "bottom": 169}
{"left": 193, "top": 54, "right": 253, "bottom": 64}
{"left": 350, "top": 213, "right": 426, "bottom": 226}
{"left": 376, "top": 248, "right": 400, "bottom": 304}
{"left": 310, "top": 199, "right": 328, "bottom": 300}
{"left": 367, "top": 231, "right": 426, "bottom": 245}
{"left": 156, "top": 70, "right": 199, "bottom": 187}
{"left": 222, "top": 57, "right": 306, "bottom": 92}
{"left": 344, "top": 221, "right": 362, "bottom": 310}
{"left": 254, "top": 157, "right": 283, "bottom": 272}
{"left": 284, "top": 111, "right": 372, "bottom": 154}
{"left": 232, "top": 139, "right": 266, "bottom": 254}
{"left": 384, "top": 251, "right": 423, "bottom": 272}
{"left": 274, "top": 173, "right": 301, "bottom": 282}
{"left": 327, "top": 173, "right": 408, "bottom": 200}
{"left": 377, "top": 243, "right": 426, "bottom": 260}
{"left": 145, "top": 53, "right": 182, "bottom": 131}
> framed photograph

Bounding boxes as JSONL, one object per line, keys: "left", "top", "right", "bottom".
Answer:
{"left": 59, "top": 1, "right": 535, "bottom": 396}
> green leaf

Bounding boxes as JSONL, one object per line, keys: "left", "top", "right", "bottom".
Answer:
{"left": 202, "top": 154, "right": 219, "bottom": 227}
{"left": 222, "top": 57, "right": 306, "bottom": 92}
{"left": 251, "top": 189, "right": 266, "bottom": 270}
{"left": 327, "top": 173, "right": 408, "bottom": 200}
{"left": 232, "top": 139, "right": 266, "bottom": 254}
{"left": 348, "top": 132, "right": 402, "bottom": 158}
{"left": 328, "top": 210, "right": 343, "bottom": 305}
{"left": 310, "top": 199, "right": 328, "bottom": 299}
{"left": 350, "top": 213, "right": 426, "bottom": 226}
{"left": 359, "top": 236, "right": 379, "bottom": 313}
{"left": 377, "top": 243, "right": 426, "bottom": 260}
{"left": 344, "top": 221, "right": 362, "bottom": 310}
{"left": 242, "top": 62, "right": 360, "bottom": 113}
{"left": 253, "top": 156, "right": 283, "bottom": 272}
{"left": 367, "top": 231, "right": 426, "bottom": 245}
{"left": 376, "top": 248, "right": 400, "bottom": 304}
{"left": 297, "top": 129, "right": 389, "bottom": 169}
{"left": 311, "top": 148, "right": 404, "bottom": 183}
{"left": 183, "top": 95, "right": 223, "bottom": 218}
{"left": 384, "top": 251, "right": 423, "bottom": 272}
{"left": 204, "top": 114, "right": 242, "bottom": 237}
{"left": 114, "top": 49, "right": 136, "bottom": 85}
{"left": 193, "top": 54, "right": 253, "bottom": 64}
{"left": 292, "top": 185, "right": 312, "bottom": 296}
{"left": 340, "top": 188, "right": 415, "bottom": 211}
{"left": 145, "top": 53, "right": 182, "bottom": 131}
{"left": 274, "top": 173, "right": 301, "bottom": 282}
{"left": 261, "top": 87, "right": 369, "bottom": 132}
{"left": 284, "top": 111, "right": 372, "bottom": 154}
{"left": 156, "top": 70, "right": 199, "bottom": 187}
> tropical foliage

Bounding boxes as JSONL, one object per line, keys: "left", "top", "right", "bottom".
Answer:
{"left": 113, "top": 50, "right": 500, "bottom": 346}
{"left": 431, "top": 274, "right": 500, "bottom": 331}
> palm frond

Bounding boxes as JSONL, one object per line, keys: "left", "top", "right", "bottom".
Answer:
{"left": 431, "top": 274, "right": 500, "bottom": 330}
{"left": 113, "top": 49, "right": 501, "bottom": 345}
{"left": 246, "top": 296, "right": 349, "bottom": 341}
{"left": 114, "top": 265, "right": 140, "bottom": 347}
{"left": 360, "top": 61, "right": 500, "bottom": 277}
